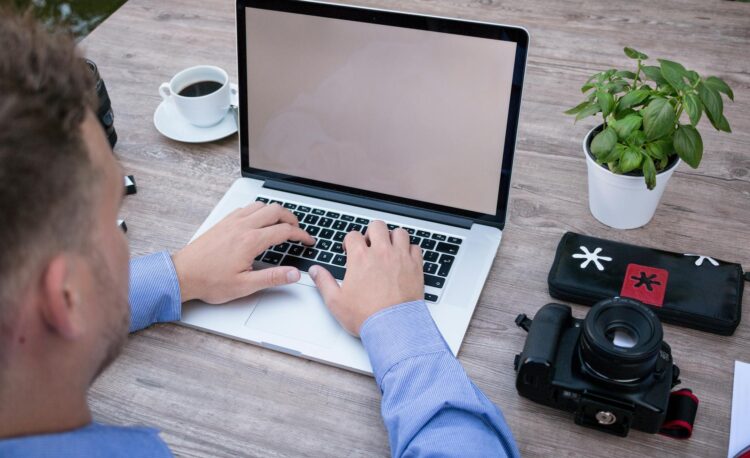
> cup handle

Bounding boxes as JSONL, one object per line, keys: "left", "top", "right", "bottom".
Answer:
{"left": 159, "top": 82, "right": 171, "bottom": 101}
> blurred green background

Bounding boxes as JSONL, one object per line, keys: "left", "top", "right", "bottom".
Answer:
{"left": 11, "top": 0, "right": 128, "bottom": 37}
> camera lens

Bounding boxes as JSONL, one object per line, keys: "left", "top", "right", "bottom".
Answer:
{"left": 579, "top": 297, "right": 662, "bottom": 382}
{"left": 85, "top": 59, "right": 117, "bottom": 148}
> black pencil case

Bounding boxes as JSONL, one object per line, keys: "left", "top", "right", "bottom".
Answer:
{"left": 547, "top": 232, "right": 746, "bottom": 335}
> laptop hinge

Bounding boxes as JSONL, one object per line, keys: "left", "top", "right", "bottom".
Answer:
{"left": 263, "top": 179, "right": 473, "bottom": 229}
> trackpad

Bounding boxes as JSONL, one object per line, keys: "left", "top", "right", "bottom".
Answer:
{"left": 244, "top": 283, "right": 345, "bottom": 346}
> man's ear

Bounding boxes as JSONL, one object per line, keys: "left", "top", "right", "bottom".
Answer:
{"left": 39, "top": 254, "right": 83, "bottom": 340}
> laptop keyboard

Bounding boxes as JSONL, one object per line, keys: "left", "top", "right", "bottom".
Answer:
{"left": 253, "top": 196, "right": 463, "bottom": 303}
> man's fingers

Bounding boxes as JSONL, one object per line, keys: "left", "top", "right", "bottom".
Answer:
{"left": 241, "top": 266, "right": 301, "bottom": 296}
{"left": 236, "top": 201, "right": 267, "bottom": 218}
{"left": 410, "top": 244, "right": 423, "bottom": 262}
{"left": 391, "top": 227, "right": 410, "bottom": 251}
{"left": 245, "top": 203, "right": 299, "bottom": 228}
{"left": 343, "top": 230, "right": 367, "bottom": 255}
{"left": 256, "top": 223, "right": 315, "bottom": 249}
{"left": 308, "top": 265, "right": 341, "bottom": 309}
{"left": 365, "top": 220, "right": 390, "bottom": 247}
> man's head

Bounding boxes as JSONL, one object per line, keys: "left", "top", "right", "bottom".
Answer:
{"left": 0, "top": 10, "right": 130, "bottom": 392}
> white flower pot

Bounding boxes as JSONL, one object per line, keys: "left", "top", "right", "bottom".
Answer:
{"left": 583, "top": 126, "right": 680, "bottom": 230}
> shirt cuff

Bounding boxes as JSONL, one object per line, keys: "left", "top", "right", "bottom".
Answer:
{"left": 360, "top": 300, "right": 450, "bottom": 387}
{"left": 128, "top": 251, "right": 182, "bottom": 332}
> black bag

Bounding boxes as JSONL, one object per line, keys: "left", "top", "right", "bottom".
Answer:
{"left": 547, "top": 232, "right": 746, "bottom": 335}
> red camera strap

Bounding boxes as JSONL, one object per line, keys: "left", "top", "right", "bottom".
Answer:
{"left": 659, "top": 389, "right": 699, "bottom": 439}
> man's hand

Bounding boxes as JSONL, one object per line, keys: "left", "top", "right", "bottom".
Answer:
{"left": 309, "top": 220, "right": 424, "bottom": 336}
{"left": 172, "top": 202, "right": 315, "bottom": 304}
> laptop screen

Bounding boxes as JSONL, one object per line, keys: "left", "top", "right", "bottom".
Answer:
{"left": 243, "top": 5, "right": 519, "bottom": 216}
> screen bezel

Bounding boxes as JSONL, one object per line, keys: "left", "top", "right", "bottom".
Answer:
{"left": 236, "top": 0, "right": 529, "bottom": 229}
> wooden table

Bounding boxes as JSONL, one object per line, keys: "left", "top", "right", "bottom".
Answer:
{"left": 82, "top": 0, "right": 750, "bottom": 456}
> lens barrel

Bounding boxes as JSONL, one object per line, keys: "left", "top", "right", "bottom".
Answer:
{"left": 85, "top": 59, "right": 117, "bottom": 148}
{"left": 579, "top": 297, "right": 663, "bottom": 382}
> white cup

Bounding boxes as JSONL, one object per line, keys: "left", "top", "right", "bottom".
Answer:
{"left": 159, "top": 65, "right": 235, "bottom": 127}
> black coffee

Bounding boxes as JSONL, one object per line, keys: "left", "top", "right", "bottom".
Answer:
{"left": 178, "top": 80, "right": 223, "bottom": 97}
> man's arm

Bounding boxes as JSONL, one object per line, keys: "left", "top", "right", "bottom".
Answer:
{"left": 128, "top": 203, "right": 315, "bottom": 333}
{"left": 309, "top": 221, "right": 519, "bottom": 457}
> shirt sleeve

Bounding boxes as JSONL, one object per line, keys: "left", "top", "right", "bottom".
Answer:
{"left": 128, "top": 251, "right": 182, "bottom": 333}
{"left": 359, "top": 300, "right": 520, "bottom": 458}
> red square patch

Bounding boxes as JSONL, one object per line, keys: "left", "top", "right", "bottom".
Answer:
{"left": 620, "top": 263, "right": 669, "bottom": 307}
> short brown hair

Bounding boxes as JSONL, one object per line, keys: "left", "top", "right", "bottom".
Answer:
{"left": 0, "top": 11, "right": 98, "bottom": 319}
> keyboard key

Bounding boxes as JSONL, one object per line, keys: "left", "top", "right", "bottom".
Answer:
{"left": 272, "top": 242, "right": 290, "bottom": 253}
{"left": 438, "top": 254, "right": 455, "bottom": 266}
{"left": 318, "top": 217, "right": 334, "bottom": 228}
{"left": 438, "top": 262, "right": 452, "bottom": 277}
{"left": 312, "top": 208, "right": 326, "bottom": 216}
{"left": 423, "top": 262, "right": 438, "bottom": 274}
{"left": 332, "top": 220, "right": 348, "bottom": 231}
{"left": 302, "top": 247, "right": 318, "bottom": 259}
{"left": 316, "top": 239, "right": 332, "bottom": 251}
{"left": 424, "top": 251, "right": 439, "bottom": 262}
{"left": 319, "top": 229, "right": 335, "bottom": 239}
{"left": 417, "top": 230, "right": 431, "bottom": 238}
{"left": 305, "top": 226, "right": 320, "bottom": 236}
{"left": 333, "top": 231, "right": 346, "bottom": 242}
{"left": 254, "top": 253, "right": 264, "bottom": 261}
{"left": 293, "top": 211, "right": 305, "bottom": 220}
{"left": 298, "top": 206, "right": 311, "bottom": 212}
{"left": 255, "top": 197, "right": 269, "bottom": 203}
{"left": 326, "top": 211, "right": 340, "bottom": 218}
{"left": 332, "top": 254, "right": 347, "bottom": 266}
{"left": 261, "top": 251, "right": 283, "bottom": 265}
{"left": 424, "top": 293, "right": 439, "bottom": 303}
{"left": 409, "top": 236, "right": 421, "bottom": 245}
{"left": 317, "top": 251, "right": 333, "bottom": 263}
{"left": 403, "top": 227, "right": 415, "bottom": 235}
{"left": 288, "top": 245, "right": 304, "bottom": 256}
{"left": 331, "top": 242, "right": 344, "bottom": 253}
{"left": 448, "top": 237, "right": 462, "bottom": 245}
{"left": 424, "top": 274, "right": 445, "bottom": 288}
{"left": 304, "top": 214, "right": 319, "bottom": 225}
{"left": 341, "top": 214, "right": 355, "bottom": 222}
{"left": 281, "top": 256, "right": 345, "bottom": 280}
{"left": 283, "top": 203, "right": 297, "bottom": 209}
{"left": 347, "top": 223, "right": 363, "bottom": 233}
{"left": 420, "top": 239, "right": 436, "bottom": 250}
{"left": 387, "top": 223, "right": 398, "bottom": 230}
{"left": 432, "top": 233, "right": 447, "bottom": 241}
{"left": 436, "top": 242, "right": 460, "bottom": 255}
{"left": 270, "top": 200, "right": 283, "bottom": 205}
{"left": 298, "top": 223, "right": 306, "bottom": 230}
{"left": 355, "top": 217, "right": 369, "bottom": 225}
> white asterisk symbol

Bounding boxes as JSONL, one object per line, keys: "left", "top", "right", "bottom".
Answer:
{"left": 572, "top": 246, "right": 612, "bottom": 271}
{"left": 684, "top": 254, "right": 719, "bottom": 267}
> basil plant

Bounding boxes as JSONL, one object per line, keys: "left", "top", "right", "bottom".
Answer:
{"left": 566, "top": 47, "right": 734, "bottom": 189}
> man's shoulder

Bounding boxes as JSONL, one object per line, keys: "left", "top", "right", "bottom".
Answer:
{"left": 0, "top": 422, "right": 172, "bottom": 458}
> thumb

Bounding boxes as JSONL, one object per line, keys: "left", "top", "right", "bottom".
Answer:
{"left": 242, "top": 266, "right": 301, "bottom": 295}
{"left": 308, "top": 265, "right": 341, "bottom": 307}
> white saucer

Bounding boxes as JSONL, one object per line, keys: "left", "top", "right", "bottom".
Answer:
{"left": 153, "top": 83, "right": 239, "bottom": 143}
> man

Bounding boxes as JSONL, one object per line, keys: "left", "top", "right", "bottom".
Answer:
{"left": 0, "top": 11, "right": 519, "bottom": 458}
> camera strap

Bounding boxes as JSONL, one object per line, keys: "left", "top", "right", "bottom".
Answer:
{"left": 659, "top": 388, "right": 699, "bottom": 439}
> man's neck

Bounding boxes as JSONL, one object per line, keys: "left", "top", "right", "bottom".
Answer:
{"left": 0, "top": 362, "right": 92, "bottom": 439}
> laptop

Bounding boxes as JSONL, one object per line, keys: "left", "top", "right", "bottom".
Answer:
{"left": 180, "top": 0, "right": 529, "bottom": 374}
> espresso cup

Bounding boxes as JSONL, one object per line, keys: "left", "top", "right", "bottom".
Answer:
{"left": 159, "top": 65, "right": 235, "bottom": 127}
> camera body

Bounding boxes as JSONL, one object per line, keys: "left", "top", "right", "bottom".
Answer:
{"left": 514, "top": 298, "right": 681, "bottom": 436}
{"left": 85, "top": 59, "right": 117, "bottom": 148}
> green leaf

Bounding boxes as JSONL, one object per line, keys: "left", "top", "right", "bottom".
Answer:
{"left": 645, "top": 139, "right": 671, "bottom": 160}
{"left": 564, "top": 100, "right": 591, "bottom": 115}
{"left": 703, "top": 76, "right": 734, "bottom": 101}
{"left": 575, "top": 103, "right": 601, "bottom": 122}
{"left": 659, "top": 59, "right": 688, "bottom": 90}
{"left": 610, "top": 114, "right": 642, "bottom": 140}
{"left": 641, "top": 97, "right": 676, "bottom": 141}
{"left": 620, "top": 147, "right": 643, "bottom": 173}
{"left": 624, "top": 47, "right": 648, "bottom": 60}
{"left": 698, "top": 82, "right": 725, "bottom": 130}
{"left": 642, "top": 154, "right": 657, "bottom": 190}
{"left": 616, "top": 70, "right": 637, "bottom": 79}
{"left": 600, "top": 143, "right": 626, "bottom": 164}
{"left": 581, "top": 82, "right": 596, "bottom": 93}
{"left": 628, "top": 130, "right": 647, "bottom": 146}
{"left": 642, "top": 66, "right": 667, "bottom": 85}
{"left": 615, "top": 108, "right": 636, "bottom": 120}
{"left": 714, "top": 114, "right": 732, "bottom": 133}
{"left": 597, "top": 90, "right": 615, "bottom": 118}
{"left": 683, "top": 93, "right": 702, "bottom": 126}
{"left": 685, "top": 71, "right": 700, "bottom": 85}
{"left": 590, "top": 127, "right": 618, "bottom": 158}
{"left": 618, "top": 89, "right": 651, "bottom": 110}
{"left": 673, "top": 124, "right": 703, "bottom": 168}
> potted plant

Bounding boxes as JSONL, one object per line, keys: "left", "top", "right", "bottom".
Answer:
{"left": 566, "top": 47, "right": 734, "bottom": 229}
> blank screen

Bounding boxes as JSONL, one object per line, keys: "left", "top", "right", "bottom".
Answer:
{"left": 245, "top": 7, "right": 516, "bottom": 214}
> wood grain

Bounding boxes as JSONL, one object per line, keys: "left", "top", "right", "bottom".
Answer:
{"left": 82, "top": 0, "right": 750, "bottom": 456}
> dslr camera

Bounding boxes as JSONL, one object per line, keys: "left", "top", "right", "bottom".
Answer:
{"left": 85, "top": 59, "right": 117, "bottom": 148}
{"left": 513, "top": 297, "right": 681, "bottom": 436}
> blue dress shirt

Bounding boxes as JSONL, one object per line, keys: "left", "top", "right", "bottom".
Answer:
{"left": 0, "top": 252, "right": 518, "bottom": 457}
